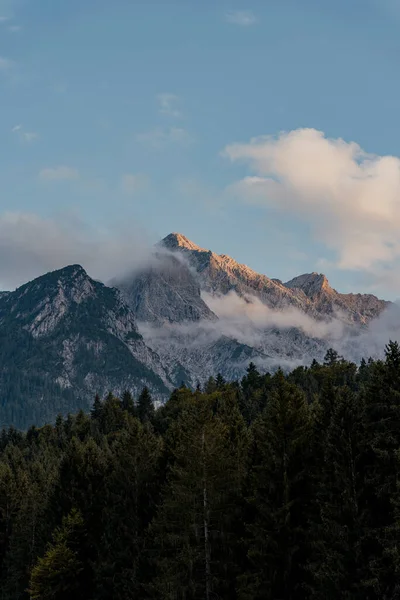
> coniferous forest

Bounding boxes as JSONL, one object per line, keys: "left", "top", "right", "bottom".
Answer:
{"left": 1, "top": 344, "right": 400, "bottom": 599}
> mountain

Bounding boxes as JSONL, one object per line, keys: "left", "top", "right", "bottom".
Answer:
{"left": 114, "top": 232, "right": 389, "bottom": 388}
{"left": 285, "top": 272, "right": 389, "bottom": 325}
{"left": 0, "top": 265, "right": 170, "bottom": 429}
{"left": 114, "top": 250, "right": 216, "bottom": 325}
{"left": 160, "top": 233, "right": 389, "bottom": 324}
{"left": 0, "top": 232, "right": 391, "bottom": 429}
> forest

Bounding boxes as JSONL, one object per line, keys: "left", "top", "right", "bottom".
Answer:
{"left": 0, "top": 343, "right": 400, "bottom": 599}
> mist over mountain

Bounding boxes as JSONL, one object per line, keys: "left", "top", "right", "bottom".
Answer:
{"left": 0, "top": 231, "right": 396, "bottom": 428}
{"left": 113, "top": 232, "right": 392, "bottom": 385}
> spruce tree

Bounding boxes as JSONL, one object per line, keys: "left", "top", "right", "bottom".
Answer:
{"left": 28, "top": 509, "right": 87, "bottom": 600}
{"left": 121, "top": 390, "right": 136, "bottom": 415}
{"left": 358, "top": 341, "right": 400, "bottom": 598}
{"left": 149, "top": 395, "right": 248, "bottom": 599}
{"left": 138, "top": 387, "right": 154, "bottom": 424}
{"left": 308, "top": 386, "right": 365, "bottom": 599}
{"left": 90, "top": 394, "right": 102, "bottom": 420}
{"left": 239, "top": 372, "right": 313, "bottom": 600}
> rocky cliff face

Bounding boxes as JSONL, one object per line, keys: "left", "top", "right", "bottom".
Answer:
{"left": 160, "top": 233, "right": 389, "bottom": 324}
{"left": 0, "top": 265, "right": 171, "bottom": 428}
{"left": 115, "top": 233, "right": 389, "bottom": 388}
{"left": 114, "top": 251, "right": 216, "bottom": 325}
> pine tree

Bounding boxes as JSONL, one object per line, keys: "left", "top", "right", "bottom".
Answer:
{"left": 90, "top": 394, "right": 102, "bottom": 420}
{"left": 358, "top": 341, "right": 400, "bottom": 598}
{"left": 240, "top": 363, "right": 263, "bottom": 424}
{"left": 121, "top": 390, "right": 136, "bottom": 415}
{"left": 216, "top": 373, "right": 226, "bottom": 389}
{"left": 149, "top": 395, "right": 248, "bottom": 599}
{"left": 28, "top": 509, "right": 87, "bottom": 600}
{"left": 93, "top": 415, "right": 162, "bottom": 599}
{"left": 138, "top": 387, "right": 154, "bottom": 424}
{"left": 324, "top": 348, "right": 340, "bottom": 366}
{"left": 308, "top": 386, "right": 365, "bottom": 599}
{"left": 239, "top": 373, "right": 313, "bottom": 600}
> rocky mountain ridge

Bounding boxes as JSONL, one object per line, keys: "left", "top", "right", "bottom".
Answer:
{"left": 159, "top": 233, "right": 389, "bottom": 325}
{"left": 115, "top": 232, "right": 389, "bottom": 389}
{"left": 0, "top": 265, "right": 171, "bottom": 428}
{"left": 0, "top": 232, "right": 391, "bottom": 429}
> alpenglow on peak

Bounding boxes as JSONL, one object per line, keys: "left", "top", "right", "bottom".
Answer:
{"left": 160, "top": 232, "right": 209, "bottom": 253}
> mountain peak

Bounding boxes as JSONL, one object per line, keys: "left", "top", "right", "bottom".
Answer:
{"left": 160, "top": 232, "right": 208, "bottom": 253}
{"left": 284, "top": 272, "right": 331, "bottom": 296}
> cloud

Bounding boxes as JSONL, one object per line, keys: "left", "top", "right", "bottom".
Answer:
{"left": 38, "top": 166, "right": 80, "bottom": 182}
{"left": 120, "top": 173, "right": 149, "bottom": 195}
{"left": 0, "top": 16, "right": 10, "bottom": 22}
{"left": 136, "top": 127, "right": 192, "bottom": 149}
{"left": 8, "top": 24, "right": 21, "bottom": 32}
{"left": 23, "top": 131, "right": 37, "bottom": 142}
{"left": 0, "top": 211, "right": 154, "bottom": 290}
{"left": 202, "top": 290, "right": 345, "bottom": 342}
{"left": 225, "top": 10, "right": 257, "bottom": 26}
{"left": 157, "top": 93, "right": 182, "bottom": 118}
{"left": 224, "top": 128, "right": 400, "bottom": 274}
{"left": 0, "top": 56, "right": 13, "bottom": 70}
{"left": 12, "top": 124, "right": 38, "bottom": 143}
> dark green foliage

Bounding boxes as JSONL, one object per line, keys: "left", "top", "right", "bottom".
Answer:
{"left": 137, "top": 387, "right": 154, "bottom": 424}
{"left": 239, "top": 372, "right": 313, "bottom": 600}
{"left": 28, "top": 509, "right": 86, "bottom": 600}
{"left": 1, "top": 348, "right": 400, "bottom": 598}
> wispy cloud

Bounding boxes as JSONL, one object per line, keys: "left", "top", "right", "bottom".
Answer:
{"left": 157, "top": 93, "right": 182, "bottom": 118}
{"left": 12, "top": 124, "right": 38, "bottom": 143}
{"left": 8, "top": 24, "right": 21, "bottom": 32}
{"left": 136, "top": 127, "right": 193, "bottom": 149}
{"left": 120, "top": 173, "right": 149, "bottom": 195}
{"left": 23, "top": 131, "right": 37, "bottom": 142}
{"left": 38, "top": 166, "right": 80, "bottom": 182}
{"left": 225, "top": 10, "right": 257, "bottom": 26}
{"left": 0, "top": 211, "right": 154, "bottom": 289}
{"left": 0, "top": 16, "right": 10, "bottom": 23}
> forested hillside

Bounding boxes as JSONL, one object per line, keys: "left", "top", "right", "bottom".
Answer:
{"left": 1, "top": 344, "right": 400, "bottom": 599}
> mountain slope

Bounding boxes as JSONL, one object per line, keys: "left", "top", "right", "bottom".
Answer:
{"left": 285, "top": 272, "right": 389, "bottom": 324}
{"left": 161, "top": 233, "right": 389, "bottom": 324}
{"left": 114, "top": 232, "right": 389, "bottom": 386}
{"left": 0, "top": 265, "right": 170, "bottom": 428}
{"left": 114, "top": 251, "right": 216, "bottom": 325}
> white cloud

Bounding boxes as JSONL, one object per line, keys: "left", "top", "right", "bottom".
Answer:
{"left": 225, "top": 10, "right": 257, "bottom": 26}
{"left": 0, "top": 16, "right": 10, "bottom": 22}
{"left": 157, "top": 93, "right": 182, "bottom": 118}
{"left": 224, "top": 128, "right": 400, "bottom": 274}
{"left": 0, "top": 56, "right": 13, "bottom": 70}
{"left": 8, "top": 24, "right": 21, "bottom": 32}
{"left": 120, "top": 173, "right": 149, "bottom": 195}
{"left": 136, "top": 127, "right": 192, "bottom": 149}
{"left": 0, "top": 211, "right": 154, "bottom": 290}
{"left": 38, "top": 166, "right": 79, "bottom": 181}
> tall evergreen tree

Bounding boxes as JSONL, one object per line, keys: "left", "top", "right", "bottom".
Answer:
{"left": 137, "top": 387, "right": 154, "bottom": 424}
{"left": 239, "top": 372, "right": 313, "bottom": 600}
{"left": 149, "top": 395, "right": 248, "bottom": 599}
{"left": 28, "top": 509, "right": 87, "bottom": 600}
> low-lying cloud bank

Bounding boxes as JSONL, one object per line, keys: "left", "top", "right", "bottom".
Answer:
{"left": 139, "top": 289, "right": 400, "bottom": 375}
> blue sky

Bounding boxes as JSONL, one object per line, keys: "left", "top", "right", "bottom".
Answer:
{"left": 1, "top": 0, "right": 400, "bottom": 296}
